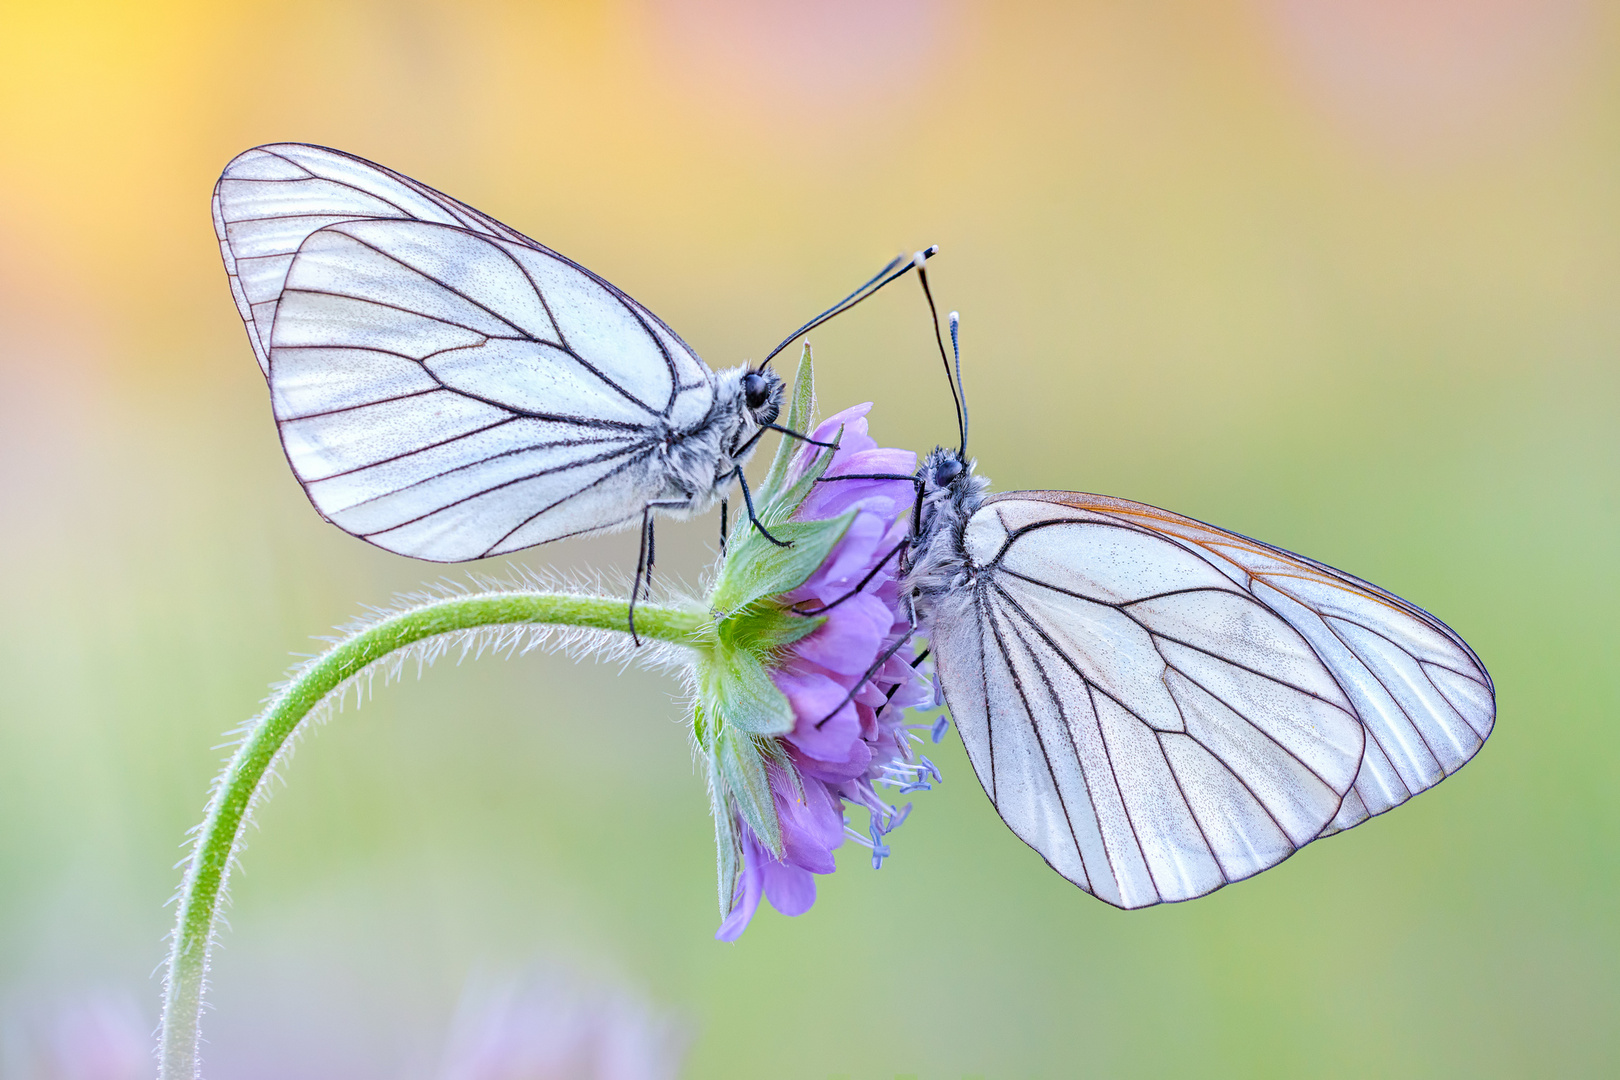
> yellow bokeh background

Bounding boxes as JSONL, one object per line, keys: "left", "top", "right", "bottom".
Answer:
{"left": 1, "top": 1, "right": 1616, "bottom": 1075}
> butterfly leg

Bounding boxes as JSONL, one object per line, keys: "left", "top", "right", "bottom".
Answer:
{"left": 789, "top": 537, "right": 909, "bottom": 616}
{"left": 813, "top": 472, "right": 928, "bottom": 537}
{"left": 733, "top": 467, "right": 791, "bottom": 547}
{"left": 872, "top": 648, "right": 932, "bottom": 723}
{"left": 759, "top": 421, "right": 837, "bottom": 449}
{"left": 628, "top": 499, "right": 689, "bottom": 646}
{"left": 645, "top": 517, "right": 657, "bottom": 599}
{"left": 628, "top": 507, "right": 654, "bottom": 647}
{"left": 734, "top": 419, "right": 838, "bottom": 462}
{"left": 719, "top": 498, "right": 728, "bottom": 556}
{"left": 813, "top": 592, "right": 921, "bottom": 730}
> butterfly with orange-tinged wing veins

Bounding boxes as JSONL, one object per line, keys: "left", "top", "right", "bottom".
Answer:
{"left": 827, "top": 279, "right": 1493, "bottom": 909}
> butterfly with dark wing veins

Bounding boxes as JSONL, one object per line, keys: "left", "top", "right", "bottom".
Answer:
{"left": 213, "top": 142, "right": 934, "bottom": 638}
{"left": 816, "top": 260, "right": 1495, "bottom": 908}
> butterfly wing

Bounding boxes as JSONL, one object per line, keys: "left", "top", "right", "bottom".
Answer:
{"left": 930, "top": 491, "right": 1493, "bottom": 908}
{"left": 213, "top": 143, "right": 534, "bottom": 376}
{"left": 213, "top": 145, "right": 718, "bottom": 561}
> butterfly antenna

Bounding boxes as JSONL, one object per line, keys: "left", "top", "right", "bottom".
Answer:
{"left": 916, "top": 258, "right": 965, "bottom": 458}
{"left": 950, "top": 309, "right": 968, "bottom": 457}
{"left": 757, "top": 245, "right": 939, "bottom": 370}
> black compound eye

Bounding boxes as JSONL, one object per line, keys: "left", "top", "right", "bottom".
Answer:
{"left": 933, "top": 457, "right": 965, "bottom": 485}
{"left": 742, "top": 372, "right": 771, "bottom": 409}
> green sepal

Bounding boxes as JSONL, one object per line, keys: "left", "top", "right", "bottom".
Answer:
{"left": 692, "top": 695, "right": 715, "bottom": 752}
{"left": 720, "top": 604, "right": 824, "bottom": 655}
{"left": 756, "top": 343, "right": 818, "bottom": 505}
{"left": 699, "top": 645, "right": 795, "bottom": 736}
{"left": 709, "top": 509, "right": 854, "bottom": 618}
{"left": 715, "top": 726, "right": 781, "bottom": 857}
{"left": 704, "top": 720, "right": 743, "bottom": 918}
{"left": 694, "top": 349, "right": 840, "bottom": 920}
{"left": 759, "top": 735, "right": 804, "bottom": 804}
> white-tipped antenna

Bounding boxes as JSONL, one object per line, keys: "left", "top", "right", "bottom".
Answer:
{"left": 949, "top": 310, "right": 968, "bottom": 457}
{"left": 758, "top": 245, "right": 940, "bottom": 370}
{"left": 915, "top": 261, "right": 966, "bottom": 460}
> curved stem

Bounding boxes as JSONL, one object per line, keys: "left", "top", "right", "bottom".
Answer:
{"left": 158, "top": 592, "right": 708, "bottom": 1080}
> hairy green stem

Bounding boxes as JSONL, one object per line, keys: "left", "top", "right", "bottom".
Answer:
{"left": 158, "top": 591, "right": 708, "bottom": 1080}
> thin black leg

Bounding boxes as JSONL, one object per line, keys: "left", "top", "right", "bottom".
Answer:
{"left": 734, "top": 426, "right": 767, "bottom": 459}
{"left": 627, "top": 499, "right": 692, "bottom": 646}
{"left": 760, "top": 421, "right": 837, "bottom": 448}
{"left": 790, "top": 538, "right": 910, "bottom": 616}
{"left": 813, "top": 594, "right": 920, "bottom": 729}
{"left": 719, "top": 498, "right": 728, "bottom": 555}
{"left": 735, "top": 420, "right": 836, "bottom": 463}
{"left": 735, "top": 468, "right": 792, "bottom": 547}
{"left": 814, "top": 473, "right": 919, "bottom": 483}
{"left": 628, "top": 505, "right": 654, "bottom": 646}
{"left": 645, "top": 518, "right": 657, "bottom": 600}
{"left": 813, "top": 472, "right": 926, "bottom": 539}
{"left": 872, "top": 648, "right": 932, "bottom": 722}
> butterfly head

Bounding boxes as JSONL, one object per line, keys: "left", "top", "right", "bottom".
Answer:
{"left": 741, "top": 369, "right": 784, "bottom": 429}
{"left": 906, "top": 446, "right": 989, "bottom": 602}
{"left": 927, "top": 451, "right": 965, "bottom": 489}
{"left": 915, "top": 447, "right": 985, "bottom": 537}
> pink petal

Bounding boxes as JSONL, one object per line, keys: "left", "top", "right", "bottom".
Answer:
{"left": 714, "top": 830, "right": 768, "bottom": 941}
{"left": 774, "top": 774, "right": 844, "bottom": 872}
{"left": 792, "top": 739, "right": 872, "bottom": 783}
{"left": 830, "top": 447, "right": 918, "bottom": 478}
{"left": 797, "top": 511, "right": 885, "bottom": 593}
{"left": 792, "top": 594, "right": 891, "bottom": 675}
{"left": 798, "top": 473, "right": 912, "bottom": 523}
{"left": 810, "top": 403, "right": 873, "bottom": 449}
{"left": 762, "top": 860, "right": 818, "bottom": 917}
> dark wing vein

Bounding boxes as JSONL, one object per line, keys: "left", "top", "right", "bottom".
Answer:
{"left": 983, "top": 600, "right": 1094, "bottom": 891}
{"left": 327, "top": 229, "right": 664, "bottom": 418}
{"left": 1151, "top": 731, "right": 1226, "bottom": 884}
{"left": 988, "top": 580, "right": 1162, "bottom": 900}
{"left": 359, "top": 445, "right": 652, "bottom": 540}
{"left": 973, "top": 595, "right": 998, "bottom": 803}
{"left": 989, "top": 569, "right": 1343, "bottom": 861}
{"left": 481, "top": 450, "right": 654, "bottom": 558}
{"left": 319, "top": 430, "right": 641, "bottom": 495}
{"left": 1319, "top": 615, "right": 1444, "bottom": 768}
{"left": 282, "top": 386, "right": 442, "bottom": 422}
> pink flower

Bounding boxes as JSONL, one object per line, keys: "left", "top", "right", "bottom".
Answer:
{"left": 716, "top": 404, "right": 939, "bottom": 941}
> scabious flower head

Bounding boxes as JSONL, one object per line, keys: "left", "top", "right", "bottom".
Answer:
{"left": 694, "top": 355, "right": 939, "bottom": 941}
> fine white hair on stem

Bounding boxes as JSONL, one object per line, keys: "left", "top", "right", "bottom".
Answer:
{"left": 161, "top": 568, "right": 703, "bottom": 1069}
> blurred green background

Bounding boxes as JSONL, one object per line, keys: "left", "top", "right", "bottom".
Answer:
{"left": 1, "top": 1, "right": 1616, "bottom": 1076}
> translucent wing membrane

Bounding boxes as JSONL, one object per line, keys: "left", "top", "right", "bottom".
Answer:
{"left": 934, "top": 491, "right": 1493, "bottom": 908}
{"left": 270, "top": 219, "right": 716, "bottom": 561}
{"left": 213, "top": 144, "right": 720, "bottom": 561}
{"left": 213, "top": 143, "right": 533, "bottom": 376}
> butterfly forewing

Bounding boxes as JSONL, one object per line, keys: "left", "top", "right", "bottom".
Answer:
{"left": 934, "top": 490, "right": 1492, "bottom": 908}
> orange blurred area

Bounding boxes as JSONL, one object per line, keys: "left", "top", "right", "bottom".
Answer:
{"left": 2, "top": 2, "right": 1617, "bottom": 1077}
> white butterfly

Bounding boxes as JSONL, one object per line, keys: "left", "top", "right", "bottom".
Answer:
{"left": 837, "top": 282, "right": 1494, "bottom": 908}
{"left": 213, "top": 142, "right": 927, "bottom": 606}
